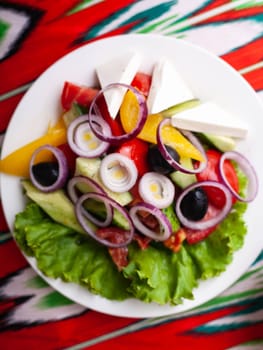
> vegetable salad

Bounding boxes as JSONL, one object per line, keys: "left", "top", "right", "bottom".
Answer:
{"left": 2, "top": 56, "right": 257, "bottom": 305}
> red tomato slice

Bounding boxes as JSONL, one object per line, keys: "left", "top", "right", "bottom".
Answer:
{"left": 61, "top": 82, "right": 80, "bottom": 110}
{"left": 96, "top": 95, "right": 124, "bottom": 136}
{"left": 96, "top": 227, "right": 129, "bottom": 270}
{"left": 184, "top": 203, "right": 219, "bottom": 244}
{"left": 131, "top": 72, "right": 152, "bottom": 97}
{"left": 185, "top": 226, "right": 216, "bottom": 244}
{"left": 57, "top": 143, "right": 77, "bottom": 176}
{"left": 117, "top": 138, "right": 149, "bottom": 176}
{"left": 133, "top": 233, "right": 152, "bottom": 250}
{"left": 61, "top": 82, "right": 99, "bottom": 110}
{"left": 196, "top": 149, "right": 239, "bottom": 209}
{"left": 163, "top": 228, "right": 186, "bottom": 252}
{"left": 129, "top": 182, "right": 143, "bottom": 206}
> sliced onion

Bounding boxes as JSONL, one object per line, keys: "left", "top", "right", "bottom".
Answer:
{"left": 67, "top": 114, "right": 111, "bottom": 157}
{"left": 219, "top": 151, "right": 258, "bottom": 202}
{"left": 29, "top": 145, "right": 68, "bottom": 192}
{"left": 67, "top": 175, "right": 106, "bottom": 203}
{"left": 138, "top": 172, "right": 175, "bottom": 209}
{"left": 75, "top": 192, "right": 134, "bottom": 248}
{"left": 88, "top": 83, "right": 148, "bottom": 144}
{"left": 156, "top": 118, "right": 207, "bottom": 174}
{"left": 67, "top": 175, "right": 113, "bottom": 227}
{"left": 99, "top": 153, "right": 138, "bottom": 193}
{"left": 129, "top": 202, "right": 172, "bottom": 241}
{"left": 175, "top": 180, "right": 233, "bottom": 230}
{"left": 180, "top": 129, "right": 208, "bottom": 172}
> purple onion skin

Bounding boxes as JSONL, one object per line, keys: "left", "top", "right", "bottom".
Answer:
{"left": 88, "top": 83, "right": 148, "bottom": 145}
{"left": 29, "top": 145, "right": 69, "bottom": 192}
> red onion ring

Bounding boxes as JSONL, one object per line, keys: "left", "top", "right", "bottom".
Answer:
{"left": 138, "top": 172, "right": 175, "bottom": 209}
{"left": 129, "top": 202, "right": 172, "bottom": 241}
{"left": 67, "top": 114, "right": 111, "bottom": 157}
{"left": 88, "top": 83, "right": 148, "bottom": 145}
{"left": 219, "top": 151, "right": 258, "bottom": 202}
{"left": 175, "top": 180, "right": 233, "bottom": 230}
{"left": 67, "top": 175, "right": 107, "bottom": 203}
{"left": 75, "top": 192, "right": 134, "bottom": 248}
{"left": 99, "top": 153, "right": 138, "bottom": 193}
{"left": 67, "top": 176, "right": 113, "bottom": 227}
{"left": 29, "top": 145, "right": 68, "bottom": 192}
{"left": 156, "top": 118, "right": 207, "bottom": 174}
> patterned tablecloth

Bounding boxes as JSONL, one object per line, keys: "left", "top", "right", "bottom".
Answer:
{"left": 0, "top": 1, "right": 263, "bottom": 349}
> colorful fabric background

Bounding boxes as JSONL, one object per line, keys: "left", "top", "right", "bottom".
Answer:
{"left": 0, "top": 1, "right": 263, "bottom": 349}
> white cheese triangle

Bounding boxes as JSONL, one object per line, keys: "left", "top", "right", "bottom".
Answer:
{"left": 171, "top": 102, "right": 248, "bottom": 138}
{"left": 96, "top": 52, "right": 141, "bottom": 119}
{"left": 147, "top": 58, "right": 194, "bottom": 114}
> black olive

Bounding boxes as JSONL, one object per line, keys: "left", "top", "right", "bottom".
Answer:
{"left": 180, "top": 187, "right": 208, "bottom": 221}
{"left": 31, "top": 162, "right": 59, "bottom": 187}
{"left": 147, "top": 145, "right": 180, "bottom": 175}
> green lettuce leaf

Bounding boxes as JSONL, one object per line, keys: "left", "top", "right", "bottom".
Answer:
{"left": 162, "top": 204, "right": 180, "bottom": 231}
{"left": 186, "top": 199, "right": 247, "bottom": 280}
{"left": 13, "top": 162, "right": 248, "bottom": 305}
{"left": 123, "top": 243, "right": 197, "bottom": 305}
{"left": 14, "top": 203, "right": 131, "bottom": 300}
{"left": 122, "top": 169, "right": 248, "bottom": 302}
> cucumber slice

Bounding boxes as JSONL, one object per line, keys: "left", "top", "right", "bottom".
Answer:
{"left": 202, "top": 133, "right": 236, "bottom": 152}
{"left": 170, "top": 157, "right": 197, "bottom": 189}
{"left": 75, "top": 157, "right": 133, "bottom": 206}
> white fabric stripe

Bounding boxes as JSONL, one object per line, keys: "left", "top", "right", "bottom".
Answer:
{"left": 0, "top": 82, "right": 32, "bottom": 102}
{"left": 89, "top": 0, "right": 178, "bottom": 36}
{"left": 0, "top": 8, "right": 30, "bottom": 60}
{"left": 163, "top": 0, "right": 257, "bottom": 34}
{"left": 174, "top": 20, "right": 263, "bottom": 56}
{"left": 239, "top": 61, "right": 263, "bottom": 74}
{"left": 1, "top": 268, "right": 85, "bottom": 324}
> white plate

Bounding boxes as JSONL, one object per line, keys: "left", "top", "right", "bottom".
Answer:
{"left": 1, "top": 34, "right": 263, "bottom": 318}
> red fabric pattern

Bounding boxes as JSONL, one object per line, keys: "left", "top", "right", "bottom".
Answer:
{"left": 0, "top": 1, "right": 262, "bottom": 349}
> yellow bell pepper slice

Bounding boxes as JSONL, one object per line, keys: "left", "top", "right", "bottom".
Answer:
{"left": 120, "top": 90, "right": 204, "bottom": 161}
{"left": 0, "top": 116, "right": 67, "bottom": 177}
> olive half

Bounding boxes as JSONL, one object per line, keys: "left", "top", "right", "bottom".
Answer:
{"left": 180, "top": 187, "right": 208, "bottom": 221}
